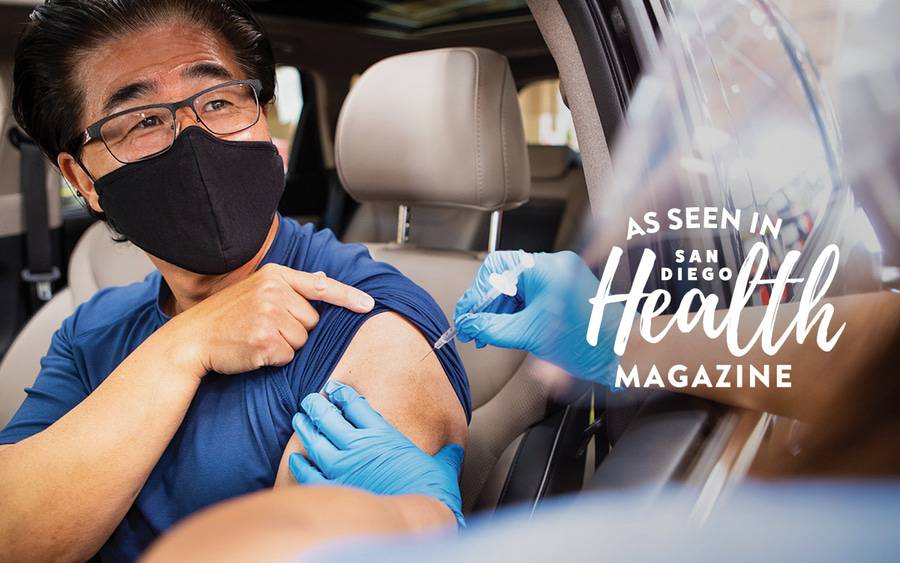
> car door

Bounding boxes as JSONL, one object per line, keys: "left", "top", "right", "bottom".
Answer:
{"left": 546, "top": 0, "right": 867, "bottom": 515}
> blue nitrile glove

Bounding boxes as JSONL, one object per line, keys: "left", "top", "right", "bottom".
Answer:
{"left": 454, "top": 250, "right": 624, "bottom": 387}
{"left": 289, "top": 380, "right": 466, "bottom": 529}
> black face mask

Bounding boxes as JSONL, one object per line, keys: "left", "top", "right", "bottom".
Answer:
{"left": 93, "top": 127, "right": 285, "bottom": 275}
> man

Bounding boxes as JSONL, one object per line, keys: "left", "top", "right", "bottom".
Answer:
{"left": 0, "top": 1, "right": 469, "bottom": 561}
{"left": 145, "top": 0, "right": 900, "bottom": 561}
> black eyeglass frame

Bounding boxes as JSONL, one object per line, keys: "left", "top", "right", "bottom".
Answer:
{"left": 72, "top": 78, "right": 263, "bottom": 165}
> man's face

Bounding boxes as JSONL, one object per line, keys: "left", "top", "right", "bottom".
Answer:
{"left": 58, "top": 22, "right": 271, "bottom": 213}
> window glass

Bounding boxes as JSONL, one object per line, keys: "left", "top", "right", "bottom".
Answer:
{"left": 585, "top": 0, "right": 871, "bottom": 310}
{"left": 517, "top": 78, "right": 578, "bottom": 151}
{"left": 267, "top": 65, "right": 304, "bottom": 170}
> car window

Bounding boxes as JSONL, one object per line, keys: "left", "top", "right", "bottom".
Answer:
{"left": 518, "top": 78, "right": 578, "bottom": 151}
{"left": 267, "top": 65, "right": 304, "bottom": 170}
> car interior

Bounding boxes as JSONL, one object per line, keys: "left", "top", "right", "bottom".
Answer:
{"left": 0, "top": 0, "right": 812, "bottom": 523}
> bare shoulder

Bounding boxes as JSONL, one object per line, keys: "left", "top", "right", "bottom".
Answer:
{"left": 274, "top": 311, "right": 468, "bottom": 487}
{"left": 333, "top": 311, "right": 468, "bottom": 451}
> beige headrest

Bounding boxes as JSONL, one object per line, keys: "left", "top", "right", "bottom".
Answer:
{"left": 335, "top": 48, "right": 530, "bottom": 211}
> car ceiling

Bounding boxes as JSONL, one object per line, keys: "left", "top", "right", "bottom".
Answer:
{"left": 0, "top": 1, "right": 556, "bottom": 85}
{"left": 247, "top": 0, "right": 531, "bottom": 33}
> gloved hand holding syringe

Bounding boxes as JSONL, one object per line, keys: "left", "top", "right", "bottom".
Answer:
{"left": 420, "top": 252, "right": 535, "bottom": 362}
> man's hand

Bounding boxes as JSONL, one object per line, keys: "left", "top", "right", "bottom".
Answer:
{"left": 290, "top": 381, "right": 466, "bottom": 528}
{"left": 169, "top": 264, "right": 375, "bottom": 376}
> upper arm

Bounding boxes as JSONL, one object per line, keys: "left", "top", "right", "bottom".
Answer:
{"left": 0, "top": 319, "right": 87, "bottom": 445}
{"left": 274, "top": 311, "right": 467, "bottom": 485}
{"left": 331, "top": 311, "right": 468, "bottom": 450}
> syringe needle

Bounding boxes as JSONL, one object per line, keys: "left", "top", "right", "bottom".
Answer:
{"left": 421, "top": 325, "right": 456, "bottom": 363}
{"left": 422, "top": 252, "right": 535, "bottom": 360}
{"left": 418, "top": 348, "right": 436, "bottom": 364}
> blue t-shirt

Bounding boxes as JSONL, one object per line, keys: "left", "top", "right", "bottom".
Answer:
{"left": 0, "top": 216, "right": 470, "bottom": 561}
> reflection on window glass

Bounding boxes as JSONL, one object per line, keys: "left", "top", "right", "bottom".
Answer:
{"left": 267, "top": 65, "right": 304, "bottom": 170}
{"left": 518, "top": 79, "right": 578, "bottom": 151}
{"left": 597, "top": 0, "right": 871, "bottom": 307}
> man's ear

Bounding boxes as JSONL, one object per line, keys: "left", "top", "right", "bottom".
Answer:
{"left": 58, "top": 152, "right": 102, "bottom": 213}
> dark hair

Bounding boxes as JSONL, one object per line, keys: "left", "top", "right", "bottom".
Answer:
{"left": 12, "top": 0, "right": 275, "bottom": 164}
{"left": 11, "top": 0, "right": 275, "bottom": 230}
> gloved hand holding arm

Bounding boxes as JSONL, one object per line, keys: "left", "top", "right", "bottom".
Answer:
{"left": 454, "top": 250, "right": 624, "bottom": 387}
{"left": 289, "top": 380, "right": 466, "bottom": 529}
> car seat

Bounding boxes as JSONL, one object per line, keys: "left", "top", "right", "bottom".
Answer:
{"left": 503, "top": 144, "right": 589, "bottom": 251}
{"left": 0, "top": 223, "right": 154, "bottom": 427}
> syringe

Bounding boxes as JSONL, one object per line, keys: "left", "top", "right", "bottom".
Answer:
{"left": 420, "top": 252, "right": 535, "bottom": 362}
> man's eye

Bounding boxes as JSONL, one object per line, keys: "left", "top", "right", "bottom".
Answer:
{"left": 137, "top": 115, "right": 162, "bottom": 129}
{"left": 203, "top": 99, "right": 233, "bottom": 112}
{"left": 122, "top": 115, "right": 164, "bottom": 137}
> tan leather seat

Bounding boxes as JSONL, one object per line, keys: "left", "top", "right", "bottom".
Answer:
{"left": 0, "top": 223, "right": 154, "bottom": 427}
{"left": 336, "top": 47, "right": 564, "bottom": 512}
{"left": 342, "top": 203, "right": 485, "bottom": 250}
{"left": 343, "top": 144, "right": 589, "bottom": 252}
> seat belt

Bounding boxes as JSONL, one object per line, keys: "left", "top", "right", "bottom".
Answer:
{"left": 9, "top": 127, "right": 60, "bottom": 310}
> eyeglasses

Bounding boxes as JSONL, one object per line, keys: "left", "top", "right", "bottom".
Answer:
{"left": 76, "top": 79, "right": 263, "bottom": 164}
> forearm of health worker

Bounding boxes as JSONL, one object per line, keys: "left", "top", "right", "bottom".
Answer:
{"left": 144, "top": 485, "right": 453, "bottom": 563}
{"left": 455, "top": 251, "right": 900, "bottom": 420}
{"left": 0, "top": 264, "right": 374, "bottom": 563}
{"left": 619, "top": 290, "right": 900, "bottom": 419}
